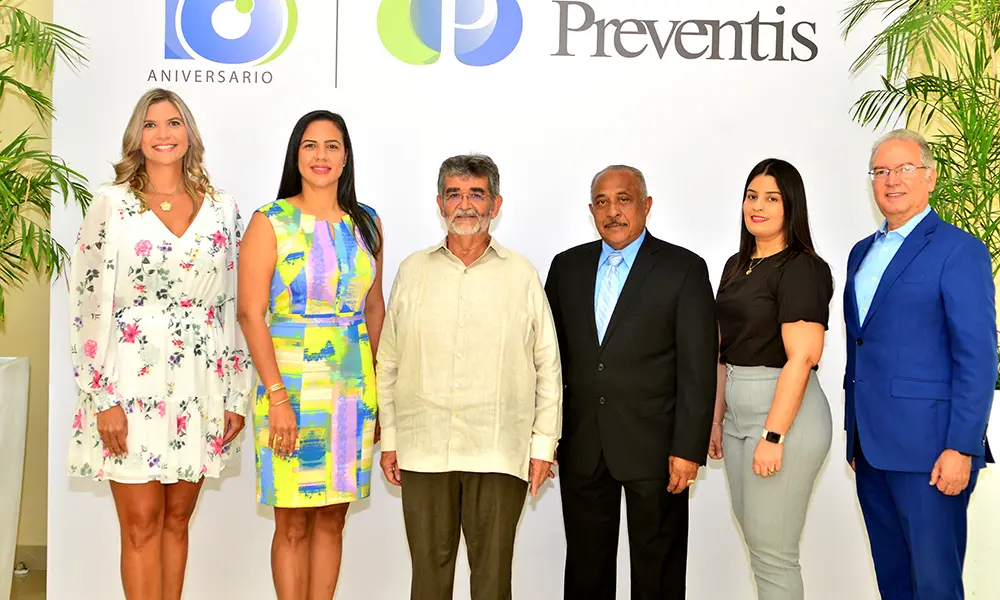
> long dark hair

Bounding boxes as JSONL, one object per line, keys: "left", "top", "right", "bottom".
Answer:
{"left": 720, "top": 158, "right": 822, "bottom": 289}
{"left": 276, "top": 110, "right": 381, "bottom": 256}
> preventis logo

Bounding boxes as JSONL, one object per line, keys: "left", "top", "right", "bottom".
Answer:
{"left": 377, "top": 0, "right": 523, "bottom": 66}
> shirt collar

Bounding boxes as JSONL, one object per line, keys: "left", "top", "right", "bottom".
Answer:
{"left": 877, "top": 204, "right": 931, "bottom": 238}
{"left": 427, "top": 235, "right": 509, "bottom": 259}
{"left": 599, "top": 228, "right": 647, "bottom": 268}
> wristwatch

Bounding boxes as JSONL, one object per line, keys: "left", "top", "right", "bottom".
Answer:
{"left": 761, "top": 429, "right": 785, "bottom": 444}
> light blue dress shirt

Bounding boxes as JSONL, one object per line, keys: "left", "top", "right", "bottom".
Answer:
{"left": 854, "top": 204, "right": 931, "bottom": 325}
{"left": 594, "top": 228, "right": 647, "bottom": 317}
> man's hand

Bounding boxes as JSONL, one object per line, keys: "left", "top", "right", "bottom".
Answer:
{"left": 380, "top": 450, "right": 401, "bottom": 486}
{"left": 529, "top": 458, "right": 556, "bottom": 498}
{"left": 929, "top": 449, "right": 972, "bottom": 496}
{"left": 667, "top": 456, "right": 699, "bottom": 494}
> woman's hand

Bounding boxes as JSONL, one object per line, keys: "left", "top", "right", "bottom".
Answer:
{"left": 753, "top": 438, "right": 783, "bottom": 478}
{"left": 267, "top": 390, "right": 298, "bottom": 459}
{"left": 221, "top": 411, "right": 245, "bottom": 446}
{"left": 97, "top": 404, "right": 128, "bottom": 458}
{"left": 708, "top": 423, "right": 724, "bottom": 460}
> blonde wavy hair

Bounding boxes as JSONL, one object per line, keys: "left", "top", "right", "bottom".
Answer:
{"left": 112, "top": 88, "right": 214, "bottom": 211}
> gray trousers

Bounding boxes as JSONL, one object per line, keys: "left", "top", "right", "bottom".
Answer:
{"left": 723, "top": 365, "right": 832, "bottom": 600}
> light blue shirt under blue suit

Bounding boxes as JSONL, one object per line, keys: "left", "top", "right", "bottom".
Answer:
{"left": 854, "top": 203, "right": 932, "bottom": 325}
{"left": 594, "top": 228, "right": 647, "bottom": 317}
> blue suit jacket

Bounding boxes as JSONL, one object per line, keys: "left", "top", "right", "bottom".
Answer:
{"left": 844, "top": 210, "right": 996, "bottom": 472}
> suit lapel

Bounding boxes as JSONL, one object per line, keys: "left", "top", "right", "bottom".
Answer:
{"left": 844, "top": 276, "right": 858, "bottom": 336}
{"left": 862, "top": 213, "right": 938, "bottom": 330}
{"left": 578, "top": 242, "right": 601, "bottom": 347}
{"left": 600, "top": 236, "right": 660, "bottom": 353}
{"left": 845, "top": 234, "right": 875, "bottom": 334}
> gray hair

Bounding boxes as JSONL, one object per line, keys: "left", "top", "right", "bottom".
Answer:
{"left": 437, "top": 154, "right": 500, "bottom": 197}
{"left": 591, "top": 164, "right": 648, "bottom": 198}
{"left": 869, "top": 129, "right": 936, "bottom": 170}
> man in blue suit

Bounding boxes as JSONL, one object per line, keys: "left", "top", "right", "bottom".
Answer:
{"left": 845, "top": 129, "right": 996, "bottom": 600}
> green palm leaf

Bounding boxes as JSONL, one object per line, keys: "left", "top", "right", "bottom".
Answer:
{"left": 843, "top": 1, "right": 1000, "bottom": 376}
{"left": 0, "top": 2, "right": 91, "bottom": 319}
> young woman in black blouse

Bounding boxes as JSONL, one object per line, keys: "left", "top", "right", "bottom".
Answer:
{"left": 710, "top": 158, "right": 833, "bottom": 600}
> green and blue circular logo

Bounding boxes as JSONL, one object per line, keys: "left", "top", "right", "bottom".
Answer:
{"left": 377, "top": 0, "right": 523, "bottom": 66}
{"left": 165, "top": 0, "right": 297, "bottom": 65}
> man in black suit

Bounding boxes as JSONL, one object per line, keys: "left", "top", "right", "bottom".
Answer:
{"left": 544, "top": 165, "right": 717, "bottom": 599}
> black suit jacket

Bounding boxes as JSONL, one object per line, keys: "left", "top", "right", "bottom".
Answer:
{"left": 544, "top": 232, "right": 718, "bottom": 482}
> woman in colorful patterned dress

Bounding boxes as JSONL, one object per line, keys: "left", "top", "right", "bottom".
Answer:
{"left": 237, "top": 110, "right": 384, "bottom": 599}
{"left": 68, "top": 88, "right": 252, "bottom": 600}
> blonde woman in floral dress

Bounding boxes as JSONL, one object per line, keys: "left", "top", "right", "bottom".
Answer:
{"left": 67, "top": 88, "right": 252, "bottom": 600}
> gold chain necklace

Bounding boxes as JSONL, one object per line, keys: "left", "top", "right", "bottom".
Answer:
{"left": 149, "top": 183, "right": 183, "bottom": 212}
{"left": 746, "top": 244, "right": 787, "bottom": 275}
{"left": 745, "top": 256, "right": 766, "bottom": 275}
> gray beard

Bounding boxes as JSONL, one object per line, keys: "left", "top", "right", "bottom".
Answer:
{"left": 448, "top": 216, "right": 488, "bottom": 235}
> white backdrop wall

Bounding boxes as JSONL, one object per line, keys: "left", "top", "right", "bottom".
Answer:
{"left": 46, "top": 1, "right": 996, "bottom": 598}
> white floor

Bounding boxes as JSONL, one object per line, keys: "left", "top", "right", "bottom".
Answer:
{"left": 965, "top": 466, "right": 999, "bottom": 597}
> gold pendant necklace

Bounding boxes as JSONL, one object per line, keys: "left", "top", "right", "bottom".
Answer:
{"left": 149, "top": 183, "right": 182, "bottom": 212}
{"left": 746, "top": 244, "right": 788, "bottom": 274}
{"left": 746, "top": 256, "right": 765, "bottom": 275}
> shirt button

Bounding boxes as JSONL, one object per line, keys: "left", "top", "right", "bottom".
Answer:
{"left": 597, "top": 363, "right": 604, "bottom": 371}
{"left": 856, "top": 338, "right": 863, "bottom": 346}
{"left": 456, "top": 352, "right": 463, "bottom": 359}
{"left": 454, "top": 382, "right": 460, "bottom": 388}
{"left": 599, "top": 396, "right": 606, "bottom": 405}
{"left": 461, "top": 295, "right": 467, "bottom": 301}
{"left": 458, "top": 323, "right": 464, "bottom": 329}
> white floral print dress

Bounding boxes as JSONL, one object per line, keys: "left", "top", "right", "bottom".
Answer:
{"left": 67, "top": 183, "right": 253, "bottom": 483}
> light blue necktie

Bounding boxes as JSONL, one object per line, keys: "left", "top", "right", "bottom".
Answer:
{"left": 596, "top": 252, "right": 624, "bottom": 343}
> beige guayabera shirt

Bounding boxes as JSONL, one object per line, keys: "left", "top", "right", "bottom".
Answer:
{"left": 376, "top": 237, "right": 563, "bottom": 482}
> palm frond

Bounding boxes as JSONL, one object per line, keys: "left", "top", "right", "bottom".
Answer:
{"left": 0, "top": 66, "right": 53, "bottom": 119}
{"left": 844, "top": 1, "right": 1000, "bottom": 285}
{"left": 0, "top": 4, "right": 92, "bottom": 320}
{"left": 0, "top": 5, "right": 87, "bottom": 74}
{"left": 842, "top": 1, "right": 1000, "bottom": 78}
{"left": 0, "top": 129, "right": 93, "bottom": 315}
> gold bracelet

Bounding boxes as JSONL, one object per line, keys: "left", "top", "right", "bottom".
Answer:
{"left": 265, "top": 382, "right": 286, "bottom": 395}
{"left": 270, "top": 397, "right": 290, "bottom": 407}
{"left": 712, "top": 422, "right": 724, "bottom": 427}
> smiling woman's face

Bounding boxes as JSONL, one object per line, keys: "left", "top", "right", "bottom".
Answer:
{"left": 139, "top": 100, "right": 189, "bottom": 168}
{"left": 742, "top": 174, "right": 785, "bottom": 243}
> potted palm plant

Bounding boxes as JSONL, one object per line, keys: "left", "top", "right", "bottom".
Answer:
{"left": 0, "top": 4, "right": 89, "bottom": 595}
{"left": 1, "top": 2, "right": 91, "bottom": 316}
{"left": 841, "top": 1, "right": 1000, "bottom": 387}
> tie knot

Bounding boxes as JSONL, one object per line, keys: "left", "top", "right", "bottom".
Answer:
{"left": 607, "top": 252, "right": 623, "bottom": 268}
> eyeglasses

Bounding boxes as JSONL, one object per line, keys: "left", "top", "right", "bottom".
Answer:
{"left": 445, "top": 192, "right": 487, "bottom": 203}
{"left": 868, "top": 164, "right": 931, "bottom": 180}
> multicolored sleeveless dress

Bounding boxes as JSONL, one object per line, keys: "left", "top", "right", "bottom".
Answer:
{"left": 253, "top": 199, "right": 378, "bottom": 507}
